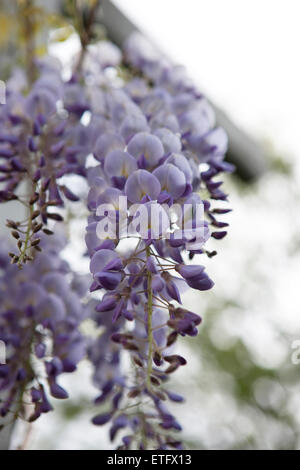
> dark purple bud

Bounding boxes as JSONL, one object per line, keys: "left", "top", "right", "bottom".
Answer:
{"left": 165, "top": 354, "right": 187, "bottom": 366}
{"left": 174, "top": 307, "right": 202, "bottom": 325}
{"left": 112, "top": 391, "right": 123, "bottom": 410}
{"left": 0, "top": 190, "right": 17, "bottom": 201}
{"left": 203, "top": 199, "right": 211, "bottom": 211}
{"left": 0, "top": 165, "right": 10, "bottom": 173}
{"left": 28, "top": 136, "right": 37, "bottom": 152}
{"left": 112, "top": 299, "right": 125, "bottom": 323}
{"left": 110, "top": 414, "right": 128, "bottom": 441}
{"left": 0, "top": 133, "right": 18, "bottom": 144}
{"left": 95, "top": 271, "right": 122, "bottom": 290}
{"left": 186, "top": 272, "right": 214, "bottom": 291}
{"left": 211, "top": 220, "right": 229, "bottom": 228}
{"left": 211, "top": 231, "right": 227, "bottom": 240}
{"left": 0, "top": 148, "right": 14, "bottom": 158}
{"left": 111, "top": 333, "right": 123, "bottom": 343}
{"left": 166, "top": 280, "right": 181, "bottom": 303}
{"left": 28, "top": 408, "right": 42, "bottom": 422}
{"left": 33, "top": 169, "right": 41, "bottom": 182}
{"left": 123, "top": 309, "right": 134, "bottom": 321}
{"left": 16, "top": 368, "right": 26, "bottom": 381}
{"left": 166, "top": 331, "right": 178, "bottom": 347}
{"left": 0, "top": 365, "right": 9, "bottom": 378}
{"left": 212, "top": 208, "right": 232, "bottom": 214}
{"left": 111, "top": 332, "right": 133, "bottom": 344}
{"left": 40, "top": 387, "right": 53, "bottom": 413}
{"left": 152, "top": 274, "right": 165, "bottom": 293}
{"left": 11, "top": 158, "right": 25, "bottom": 172}
{"left": 37, "top": 113, "right": 46, "bottom": 126}
{"left": 9, "top": 114, "right": 22, "bottom": 125}
{"left": 160, "top": 415, "right": 182, "bottom": 431}
{"left": 175, "top": 264, "right": 205, "bottom": 279}
{"left": 49, "top": 382, "right": 69, "bottom": 399}
{"left": 96, "top": 295, "right": 118, "bottom": 312}
{"left": 50, "top": 140, "right": 65, "bottom": 156}
{"left": 46, "top": 357, "right": 63, "bottom": 377}
{"left": 153, "top": 351, "right": 163, "bottom": 366}
{"left": 92, "top": 412, "right": 112, "bottom": 426}
{"left": 133, "top": 356, "right": 144, "bottom": 367}
{"left": 157, "top": 191, "right": 172, "bottom": 204}
{"left": 207, "top": 180, "right": 223, "bottom": 191}
{"left": 33, "top": 119, "right": 41, "bottom": 136}
{"left": 90, "top": 280, "right": 100, "bottom": 292}
{"left": 42, "top": 177, "right": 50, "bottom": 191}
{"left": 60, "top": 185, "right": 80, "bottom": 202}
{"left": 168, "top": 307, "right": 202, "bottom": 336}
{"left": 167, "top": 391, "right": 185, "bottom": 402}
{"left": 95, "top": 381, "right": 114, "bottom": 404}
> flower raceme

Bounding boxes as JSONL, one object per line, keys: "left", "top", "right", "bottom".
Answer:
{"left": 0, "top": 233, "right": 89, "bottom": 422}
{"left": 0, "top": 57, "right": 95, "bottom": 266}
{"left": 0, "top": 30, "right": 233, "bottom": 450}
{"left": 84, "top": 34, "right": 233, "bottom": 449}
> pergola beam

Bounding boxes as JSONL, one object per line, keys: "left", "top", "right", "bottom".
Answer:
{"left": 99, "top": 0, "right": 267, "bottom": 181}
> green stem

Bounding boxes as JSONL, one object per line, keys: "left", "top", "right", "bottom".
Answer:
{"left": 17, "top": 182, "right": 36, "bottom": 267}
{"left": 146, "top": 246, "right": 153, "bottom": 390}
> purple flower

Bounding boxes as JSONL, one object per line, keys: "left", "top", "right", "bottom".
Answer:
{"left": 125, "top": 169, "right": 161, "bottom": 203}
{"left": 154, "top": 128, "right": 182, "bottom": 155}
{"left": 90, "top": 249, "right": 122, "bottom": 276}
{"left": 0, "top": 233, "right": 89, "bottom": 421}
{"left": 153, "top": 163, "right": 186, "bottom": 199}
{"left": 168, "top": 307, "right": 202, "bottom": 336}
{"left": 127, "top": 132, "right": 164, "bottom": 167}
{"left": 104, "top": 150, "right": 137, "bottom": 188}
{"left": 0, "top": 26, "right": 232, "bottom": 449}
{"left": 93, "top": 132, "right": 125, "bottom": 162}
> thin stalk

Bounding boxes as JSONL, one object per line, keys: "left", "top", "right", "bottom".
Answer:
{"left": 17, "top": 182, "right": 36, "bottom": 267}
{"left": 73, "top": 0, "right": 101, "bottom": 75}
{"left": 17, "top": 202, "right": 33, "bottom": 267}
{"left": 146, "top": 246, "right": 153, "bottom": 390}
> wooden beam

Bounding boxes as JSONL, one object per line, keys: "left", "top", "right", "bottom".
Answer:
{"left": 99, "top": 0, "right": 267, "bottom": 181}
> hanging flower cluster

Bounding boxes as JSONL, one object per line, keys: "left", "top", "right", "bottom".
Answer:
{"left": 0, "top": 57, "right": 97, "bottom": 266}
{"left": 85, "top": 33, "right": 234, "bottom": 449}
{"left": 0, "top": 232, "right": 89, "bottom": 424}
{"left": 0, "top": 0, "right": 233, "bottom": 448}
{"left": 124, "top": 33, "right": 234, "bottom": 240}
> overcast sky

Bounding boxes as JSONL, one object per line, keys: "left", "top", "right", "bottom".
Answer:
{"left": 114, "top": 0, "right": 300, "bottom": 162}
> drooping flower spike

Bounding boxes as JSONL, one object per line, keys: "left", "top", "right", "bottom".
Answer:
{"left": 0, "top": 232, "right": 90, "bottom": 423}
{"left": 0, "top": 60, "right": 95, "bottom": 266}
{"left": 0, "top": 17, "right": 232, "bottom": 449}
{"left": 83, "top": 33, "right": 233, "bottom": 449}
